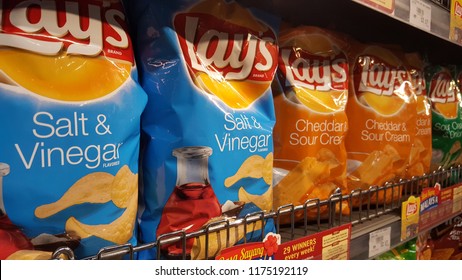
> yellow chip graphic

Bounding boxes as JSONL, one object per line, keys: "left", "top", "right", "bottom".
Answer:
{"left": 359, "top": 93, "right": 405, "bottom": 116}
{"left": 111, "top": 165, "right": 138, "bottom": 208}
{"left": 35, "top": 172, "right": 114, "bottom": 219}
{"left": 195, "top": 73, "right": 270, "bottom": 109}
{"left": 6, "top": 250, "right": 53, "bottom": 260}
{"left": 65, "top": 194, "right": 138, "bottom": 244}
{"left": 238, "top": 186, "right": 272, "bottom": 211}
{"left": 0, "top": 49, "right": 131, "bottom": 101}
{"left": 191, "top": 220, "right": 263, "bottom": 260}
{"left": 225, "top": 153, "right": 273, "bottom": 187}
{"left": 434, "top": 102, "right": 458, "bottom": 119}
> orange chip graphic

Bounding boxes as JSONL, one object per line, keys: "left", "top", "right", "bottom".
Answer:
{"left": 359, "top": 93, "right": 405, "bottom": 116}
{"left": 434, "top": 102, "right": 458, "bottom": 119}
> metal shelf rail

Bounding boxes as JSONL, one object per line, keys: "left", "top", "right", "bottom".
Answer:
{"left": 53, "top": 166, "right": 462, "bottom": 260}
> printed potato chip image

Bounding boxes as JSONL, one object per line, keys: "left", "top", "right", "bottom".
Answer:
{"left": 174, "top": 0, "right": 278, "bottom": 109}
{"left": 35, "top": 172, "right": 114, "bottom": 219}
{"left": 0, "top": 50, "right": 131, "bottom": 101}
{"left": 6, "top": 250, "right": 53, "bottom": 260}
{"left": 273, "top": 26, "right": 350, "bottom": 224}
{"left": 225, "top": 153, "right": 273, "bottom": 187}
{"left": 238, "top": 186, "right": 272, "bottom": 212}
{"left": 65, "top": 193, "right": 138, "bottom": 245}
{"left": 191, "top": 219, "right": 263, "bottom": 260}
{"left": 111, "top": 165, "right": 138, "bottom": 208}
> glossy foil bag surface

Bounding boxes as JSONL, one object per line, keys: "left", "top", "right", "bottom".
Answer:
{"left": 404, "top": 53, "right": 432, "bottom": 178}
{"left": 272, "top": 26, "right": 350, "bottom": 222}
{"left": 128, "top": 0, "right": 278, "bottom": 259}
{"left": 0, "top": 0, "right": 147, "bottom": 258}
{"left": 345, "top": 43, "right": 417, "bottom": 206}
{"left": 426, "top": 64, "right": 462, "bottom": 171}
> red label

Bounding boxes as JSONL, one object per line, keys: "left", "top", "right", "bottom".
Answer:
{"left": 215, "top": 242, "right": 267, "bottom": 260}
{"left": 354, "top": 55, "right": 410, "bottom": 97}
{"left": 274, "top": 223, "right": 351, "bottom": 260}
{"left": 429, "top": 71, "right": 456, "bottom": 104}
{"left": 173, "top": 12, "right": 278, "bottom": 82}
{"left": 0, "top": 0, "right": 133, "bottom": 63}
{"left": 406, "top": 202, "right": 418, "bottom": 216}
{"left": 278, "top": 47, "right": 348, "bottom": 91}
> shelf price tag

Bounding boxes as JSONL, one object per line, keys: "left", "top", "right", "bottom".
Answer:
{"left": 368, "top": 227, "right": 391, "bottom": 258}
{"left": 410, "top": 0, "right": 431, "bottom": 31}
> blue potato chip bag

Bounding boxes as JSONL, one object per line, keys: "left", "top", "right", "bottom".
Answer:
{"left": 0, "top": 0, "right": 146, "bottom": 259}
{"left": 129, "top": 0, "right": 279, "bottom": 259}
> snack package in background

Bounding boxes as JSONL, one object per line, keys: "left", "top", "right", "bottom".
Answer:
{"left": 425, "top": 65, "right": 462, "bottom": 171}
{"left": 129, "top": 0, "right": 278, "bottom": 259}
{"left": 376, "top": 239, "right": 416, "bottom": 260}
{"left": 419, "top": 216, "right": 462, "bottom": 260}
{"left": 0, "top": 0, "right": 147, "bottom": 259}
{"left": 404, "top": 53, "right": 432, "bottom": 178}
{"left": 272, "top": 26, "right": 350, "bottom": 223}
{"left": 345, "top": 42, "right": 417, "bottom": 206}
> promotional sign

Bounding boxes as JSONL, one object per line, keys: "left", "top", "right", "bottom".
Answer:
{"left": 450, "top": 0, "right": 462, "bottom": 44}
{"left": 273, "top": 223, "right": 351, "bottom": 260}
{"left": 401, "top": 196, "right": 421, "bottom": 241}
{"left": 360, "top": 0, "right": 395, "bottom": 14}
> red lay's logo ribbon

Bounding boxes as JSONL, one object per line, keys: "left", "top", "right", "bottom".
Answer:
{"left": 279, "top": 49, "right": 348, "bottom": 92}
{"left": 429, "top": 72, "right": 457, "bottom": 104}
{"left": 0, "top": 0, "right": 133, "bottom": 63}
{"left": 429, "top": 70, "right": 459, "bottom": 119}
{"left": 354, "top": 55, "right": 411, "bottom": 97}
{"left": 173, "top": 0, "right": 278, "bottom": 109}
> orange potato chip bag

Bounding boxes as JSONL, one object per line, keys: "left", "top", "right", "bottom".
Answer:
{"left": 345, "top": 42, "right": 417, "bottom": 206}
{"left": 405, "top": 53, "right": 432, "bottom": 178}
{"left": 272, "top": 26, "right": 350, "bottom": 222}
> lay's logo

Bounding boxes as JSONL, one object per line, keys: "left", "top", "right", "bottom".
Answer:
{"left": 172, "top": 2, "right": 278, "bottom": 109}
{"left": 356, "top": 56, "right": 410, "bottom": 97}
{"left": 429, "top": 72, "right": 455, "bottom": 104}
{"left": 406, "top": 202, "right": 418, "bottom": 216}
{"left": 174, "top": 13, "right": 277, "bottom": 83}
{"left": 0, "top": 0, "right": 133, "bottom": 63}
{"left": 279, "top": 48, "right": 348, "bottom": 91}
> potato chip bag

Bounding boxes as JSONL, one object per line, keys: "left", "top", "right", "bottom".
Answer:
{"left": 272, "top": 26, "right": 350, "bottom": 222}
{"left": 345, "top": 42, "right": 416, "bottom": 205}
{"left": 405, "top": 53, "right": 432, "bottom": 178}
{"left": 128, "top": 0, "right": 278, "bottom": 259}
{"left": 425, "top": 64, "right": 462, "bottom": 170}
{"left": 0, "top": 0, "right": 147, "bottom": 258}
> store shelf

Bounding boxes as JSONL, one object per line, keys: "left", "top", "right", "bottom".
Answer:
{"left": 240, "top": 0, "right": 462, "bottom": 64}
{"left": 53, "top": 166, "right": 462, "bottom": 260}
{"left": 20, "top": 0, "right": 461, "bottom": 261}
{"left": 352, "top": 0, "right": 452, "bottom": 43}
